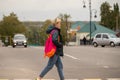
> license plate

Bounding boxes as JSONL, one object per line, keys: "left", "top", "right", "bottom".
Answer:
{"left": 18, "top": 42, "right": 22, "bottom": 44}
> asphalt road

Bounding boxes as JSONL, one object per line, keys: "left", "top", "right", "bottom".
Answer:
{"left": 0, "top": 46, "right": 120, "bottom": 80}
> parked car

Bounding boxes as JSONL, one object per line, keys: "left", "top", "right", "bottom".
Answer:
{"left": 93, "top": 33, "right": 120, "bottom": 47}
{"left": 12, "top": 34, "right": 27, "bottom": 48}
{"left": 0, "top": 40, "right": 4, "bottom": 47}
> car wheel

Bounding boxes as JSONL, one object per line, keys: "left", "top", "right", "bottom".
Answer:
{"left": 13, "top": 45, "right": 15, "bottom": 48}
{"left": 24, "top": 45, "right": 27, "bottom": 48}
{"left": 101, "top": 45, "right": 105, "bottom": 47}
{"left": 110, "top": 42, "right": 115, "bottom": 47}
{"left": 93, "top": 42, "right": 98, "bottom": 47}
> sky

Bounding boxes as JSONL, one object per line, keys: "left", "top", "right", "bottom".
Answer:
{"left": 0, "top": 0, "right": 120, "bottom": 21}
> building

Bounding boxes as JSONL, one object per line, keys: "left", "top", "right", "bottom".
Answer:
{"left": 69, "top": 21, "right": 115, "bottom": 45}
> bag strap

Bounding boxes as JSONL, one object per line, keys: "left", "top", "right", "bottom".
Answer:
{"left": 50, "top": 30, "right": 56, "bottom": 35}
{"left": 50, "top": 29, "right": 60, "bottom": 42}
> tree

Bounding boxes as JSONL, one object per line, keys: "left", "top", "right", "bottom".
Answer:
{"left": 119, "top": 12, "right": 120, "bottom": 29}
{"left": 114, "top": 3, "right": 119, "bottom": 31}
{"left": 100, "top": 2, "right": 111, "bottom": 28}
{"left": 0, "top": 12, "right": 26, "bottom": 36}
{"left": 25, "top": 26, "right": 41, "bottom": 45}
{"left": 58, "top": 13, "right": 71, "bottom": 45}
{"left": 39, "top": 20, "right": 52, "bottom": 45}
{"left": 100, "top": 2, "right": 120, "bottom": 30}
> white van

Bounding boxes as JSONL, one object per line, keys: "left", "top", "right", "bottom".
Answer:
{"left": 13, "top": 34, "right": 27, "bottom": 48}
{"left": 93, "top": 33, "right": 120, "bottom": 47}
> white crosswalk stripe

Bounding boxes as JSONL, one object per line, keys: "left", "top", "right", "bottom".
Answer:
{"left": 83, "top": 79, "right": 102, "bottom": 80}
{"left": 1, "top": 78, "right": 120, "bottom": 80}
{"left": 35, "top": 78, "right": 55, "bottom": 80}
{"left": 14, "top": 79, "right": 79, "bottom": 80}
{"left": 14, "top": 79, "right": 32, "bottom": 80}
{"left": 1, "top": 79, "right": 80, "bottom": 80}
{"left": 38, "top": 79, "right": 55, "bottom": 80}
{"left": 107, "top": 78, "right": 120, "bottom": 80}
{"left": 65, "top": 79, "right": 79, "bottom": 80}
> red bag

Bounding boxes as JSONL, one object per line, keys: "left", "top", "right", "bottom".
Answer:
{"left": 44, "top": 30, "right": 56, "bottom": 58}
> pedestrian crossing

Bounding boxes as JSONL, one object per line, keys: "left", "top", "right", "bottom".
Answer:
{"left": 0, "top": 78, "right": 120, "bottom": 80}
{"left": 107, "top": 78, "right": 120, "bottom": 80}
{"left": 83, "top": 79, "right": 102, "bottom": 80}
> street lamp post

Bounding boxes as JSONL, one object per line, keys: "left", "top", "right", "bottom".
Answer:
{"left": 83, "top": 0, "right": 97, "bottom": 44}
{"left": 89, "top": 0, "right": 92, "bottom": 44}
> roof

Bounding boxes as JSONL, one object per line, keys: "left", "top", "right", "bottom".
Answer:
{"left": 91, "top": 23, "right": 115, "bottom": 37}
{"left": 76, "top": 22, "right": 115, "bottom": 38}
{"left": 71, "top": 21, "right": 86, "bottom": 29}
{"left": 77, "top": 22, "right": 96, "bottom": 33}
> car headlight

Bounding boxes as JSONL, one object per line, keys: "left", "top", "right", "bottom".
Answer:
{"left": 24, "top": 41, "right": 27, "bottom": 43}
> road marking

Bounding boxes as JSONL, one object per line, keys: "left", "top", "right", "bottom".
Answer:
{"left": 0, "top": 78, "right": 120, "bottom": 80}
{"left": 37, "top": 79, "right": 55, "bottom": 80}
{"left": 35, "top": 78, "right": 55, "bottom": 80}
{"left": 36, "top": 79, "right": 80, "bottom": 80}
{"left": 30, "top": 46, "right": 44, "bottom": 49}
{"left": 83, "top": 79, "right": 102, "bottom": 80}
{"left": 31, "top": 47, "right": 81, "bottom": 61}
{"left": 65, "top": 79, "right": 79, "bottom": 80}
{"left": 14, "top": 79, "right": 32, "bottom": 80}
{"left": 103, "top": 66, "right": 109, "bottom": 68}
{"left": 107, "top": 78, "right": 120, "bottom": 80}
{"left": 41, "top": 79, "right": 55, "bottom": 80}
{"left": 64, "top": 53, "right": 80, "bottom": 61}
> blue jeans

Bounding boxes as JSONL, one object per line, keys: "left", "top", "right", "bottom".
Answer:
{"left": 39, "top": 54, "right": 64, "bottom": 80}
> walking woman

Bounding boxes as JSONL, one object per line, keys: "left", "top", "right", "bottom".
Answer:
{"left": 37, "top": 18, "right": 64, "bottom": 80}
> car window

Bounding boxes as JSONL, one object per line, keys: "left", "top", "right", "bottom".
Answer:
{"left": 103, "top": 34, "right": 109, "bottom": 39}
{"left": 110, "top": 34, "right": 117, "bottom": 38}
{"left": 14, "top": 36, "right": 25, "bottom": 39}
{"left": 96, "top": 34, "right": 101, "bottom": 38}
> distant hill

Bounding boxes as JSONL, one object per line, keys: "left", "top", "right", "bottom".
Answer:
{"left": 22, "top": 21, "right": 44, "bottom": 27}
{"left": 22, "top": 21, "right": 100, "bottom": 28}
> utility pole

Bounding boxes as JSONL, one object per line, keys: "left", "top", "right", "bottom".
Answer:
{"left": 83, "top": 0, "right": 97, "bottom": 44}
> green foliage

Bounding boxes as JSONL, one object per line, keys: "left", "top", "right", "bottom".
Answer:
{"left": 100, "top": 2, "right": 120, "bottom": 30}
{"left": 25, "top": 26, "right": 40, "bottom": 45}
{"left": 39, "top": 20, "right": 52, "bottom": 45}
{"left": 114, "top": 3, "right": 120, "bottom": 30}
{"left": 0, "top": 12, "right": 26, "bottom": 37}
{"left": 100, "top": 2, "right": 111, "bottom": 27}
{"left": 58, "top": 13, "right": 71, "bottom": 44}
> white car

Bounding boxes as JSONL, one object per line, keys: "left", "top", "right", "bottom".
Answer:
{"left": 0, "top": 40, "right": 4, "bottom": 47}
{"left": 13, "top": 34, "right": 27, "bottom": 48}
{"left": 93, "top": 33, "right": 120, "bottom": 47}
